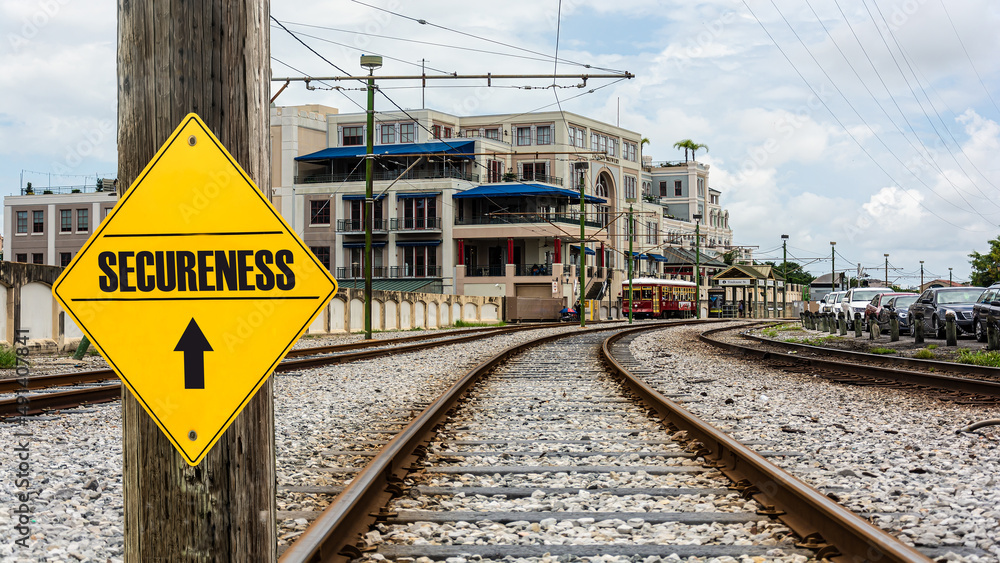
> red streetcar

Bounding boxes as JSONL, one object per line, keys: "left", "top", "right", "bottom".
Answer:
{"left": 623, "top": 278, "right": 696, "bottom": 318}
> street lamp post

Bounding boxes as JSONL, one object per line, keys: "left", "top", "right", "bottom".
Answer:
{"left": 781, "top": 234, "right": 788, "bottom": 318}
{"left": 884, "top": 253, "right": 889, "bottom": 289}
{"left": 949, "top": 267, "right": 953, "bottom": 286}
{"left": 361, "top": 55, "right": 382, "bottom": 340}
{"left": 628, "top": 204, "right": 634, "bottom": 324}
{"left": 693, "top": 214, "right": 702, "bottom": 319}
{"left": 920, "top": 260, "right": 925, "bottom": 290}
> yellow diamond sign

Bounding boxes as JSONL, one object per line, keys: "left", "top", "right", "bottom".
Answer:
{"left": 53, "top": 114, "right": 337, "bottom": 466}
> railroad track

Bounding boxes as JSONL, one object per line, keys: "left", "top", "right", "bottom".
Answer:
{"left": 280, "top": 321, "right": 930, "bottom": 563}
{"left": 700, "top": 323, "right": 1000, "bottom": 404}
{"left": 0, "top": 322, "right": 574, "bottom": 418}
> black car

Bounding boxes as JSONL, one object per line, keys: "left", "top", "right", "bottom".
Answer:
{"left": 972, "top": 282, "right": 1000, "bottom": 342}
{"left": 908, "top": 286, "right": 985, "bottom": 338}
{"left": 878, "top": 294, "right": 919, "bottom": 334}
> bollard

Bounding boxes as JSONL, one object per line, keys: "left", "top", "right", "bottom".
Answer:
{"left": 914, "top": 312, "right": 924, "bottom": 345}
{"left": 828, "top": 313, "right": 837, "bottom": 335}
{"left": 868, "top": 316, "right": 878, "bottom": 340}
{"left": 808, "top": 312, "right": 815, "bottom": 330}
{"left": 800, "top": 312, "right": 806, "bottom": 328}
{"left": 889, "top": 312, "right": 899, "bottom": 342}
{"left": 945, "top": 312, "right": 958, "bottom": 346}
{"left": 989, "top": 315, "right": 1000, "bottom": 351}
{"left": 854, "top": 312, "right": 863, "bottom": 338}
{"left": 839, "top": 312, "right": 847, "bottom": 336}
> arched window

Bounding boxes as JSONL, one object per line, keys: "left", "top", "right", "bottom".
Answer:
{"left": 595, "top": 182, "right": 608, "bottom": 198}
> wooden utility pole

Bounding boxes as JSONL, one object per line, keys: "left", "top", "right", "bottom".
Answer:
{"left": 118, "top": 1, "right": 275, "bottom": 560}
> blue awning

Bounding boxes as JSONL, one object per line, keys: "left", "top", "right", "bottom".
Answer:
{"left": 296, "top": 140, "right": 476, "bottom": 162}
{"left": 342, "top": 194, "right": 386, "bottom": 201}
{"left": 646, "top": 253, "right": 668, "bottom": 262}
{"left": 397, "top": 191, "right": 441, "bottom": 199}
{"left": 452, "top": 183, "right": 606, "bottom": 204}
{"left": 343, "top": 242, "right": 387, "bottom": 248}
{"left": 630, "top": 252, "right": 643, "bottom": 258}
{"left": 395, "top": 240, "right": 442, "bottom": 247}
{"left": 571, "top": 245, "right": 596, "bottom": 255}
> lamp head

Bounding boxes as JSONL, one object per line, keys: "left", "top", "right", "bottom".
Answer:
{"left": 692, "top": 213, "right": 702, "bottom": 221}
{"left": 781, "top": 234, "right": 789, "bottom": 239}
{"left": 360, "top": 55, "right": 383, "bottom": 72}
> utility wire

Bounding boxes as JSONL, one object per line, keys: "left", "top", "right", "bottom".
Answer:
{"left": 937, "top": 0, "right": 1000, "bottom": 116}
{"left": 346, "top": 0, "right": 629, "bottom": 75}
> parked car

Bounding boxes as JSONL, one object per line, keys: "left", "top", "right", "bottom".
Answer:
{"left": 875, "top": 294, "right": 919, "bottom": 334}
{"left": 840, "top": 287, "right": 890, "bottom": 325}
{"left": 908, "top": 286, "right": 986, "bottom": 338}
{"left": 972, "top": 282, "right": 1000, "bottom": 342}
{"left": 818, "top": 291, "right": 843, "bottom": 314}
{"left": 864, "top": 292, "right": 917, "bottom": 330}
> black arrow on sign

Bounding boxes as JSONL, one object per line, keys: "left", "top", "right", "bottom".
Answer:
{"left": 174, "top": 318, "right": 213, "bottom": 389}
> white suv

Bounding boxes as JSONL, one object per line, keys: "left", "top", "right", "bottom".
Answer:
{"left": 841, "top": 287, "right": 890, "bottom": 323}
{"left": 819, "top": 291, "right": 843, "bottom": 314}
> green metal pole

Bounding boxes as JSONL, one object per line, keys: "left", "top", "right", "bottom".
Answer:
{"left": 579, "top": 169, "right": 586, "bottom": 328}
{"left": 364, "top": 73, "right": 375, "bottom": 339}
{"left": 831, "top": 243, "right": 836, "bottom": 294}
{"left": 695, "top": 219, "right": 700, "bottom": 319}
{"left": 628, "top": 204, "right": 633, "bottom": 324}
{"left": 782, "top": 238, "right": 788, "bottom": 318}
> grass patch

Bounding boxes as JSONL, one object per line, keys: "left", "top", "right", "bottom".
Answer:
{"left": 454, "top": 320, "right": 505, "bottom": 328}
{"left": 777, "top": 325, "right": 805, "bottom": 332}
{"left": 0, "top": 346, "right": 17, "bottom": 369}
{"left": 788, "top": 335, "right": 839, "bottom": 346}
{"left": 762, "top": 328, "right": 778, "bottom": 338}
{"left": 870, "top": 347, "right": 898, "bottom": 355}
{"left": 926, "top": 344, "right": 938, "bottom": 350}
{"left": 956, "top": 349, "right": 1000, "bottom": 367}
{"left": 914, "top": 348, "right": 936, "bottom": 359}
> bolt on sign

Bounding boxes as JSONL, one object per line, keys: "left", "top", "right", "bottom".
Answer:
{"left": 53, "top": 114, "right": 338, "bottom": 466}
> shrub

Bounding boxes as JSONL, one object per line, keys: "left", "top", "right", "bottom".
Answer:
{"left": 454, "top": 320, "right": 505, "bottom": 328}
{"left": 926, "top": 344, "right": 938, "bottom": 350}
{"left": 914, "top": 349, "right": 935, "bottom": 359}
{"left": 0, "top": 346, "right": 17, "bottom": 368}
{"left": 870, "top": 347, "right": 897, "bottom": 355}
{"left": 956, "top": 349, "right": 1000, "bottom": 367}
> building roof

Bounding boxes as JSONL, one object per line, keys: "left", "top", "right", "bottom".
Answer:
{"left": 295, "top": 140, "right": 476, "bottom": 161}
{"left": 658, "top": 247, "right": 728, "bottom": 268}
{"left": 452, "top": 183, "right": 606, "bottom": 204}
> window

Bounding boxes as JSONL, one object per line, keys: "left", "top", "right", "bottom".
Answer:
{"left": 77, "top": 209, "right": 89, "bottom": 232}
{"left": 484, "top": 128, "right": 499, "bottom": 140}
{"left": 568, "top": 125, "right": 586, "bottom": 148}
{"left": 32, "top": 253, "right": 43, "bottom": 265}
{"left": 349, "top": 199, "right": 383, "bottom": 229}
{"left": 349, "top": 247, "right": 383, "bottom": 277}
{"left": 431, "top": 125, "right": 441, "bottom": 139}
{"left": 61, "top": 210, "right": 72, "bottom": 232}
{"left": 60, "top": 252, "right": 72, "bottom": 267}
{"left": 576, "top": 128, "right": 584, "bottom": 148}
{"left": 32, "top": 210, "right": 44, "bottom": 233}
{"left": 16, "top": 211, "right": 27, "bottom": 234}
{"left": 697, "top": 177, "right": 705, "bottom": 197}
{"left": 443, "top": 127, "right": 452, "bottom": 138}
{"left": 536, "top": 125, "right": 551, "bottom": 145}
{"left": 343, "top": 126, "right": 363, "bottom": 146}
{"left": 310, "top": 246, "right": 331, "bottom": 270}
{"left": 608, "top": 138, "right": 616, "bottom": 157}
{"left": 520, "top": 161, "right": 548, "bottom": 180}
{"left": 15, "top": 254, "right": 26, "bottom": 263}
{"left": 310, "top": 200, "right": 330, "bottom": 225}
{"left": 379, "top": 124, "right": 395, "bottom": 144}
{"left": 674, "top": 180, "right": 683, "bottom": 197}
{"left": 516, "top": 127, "right": 531, "bottom": 146}
{"left": 624, "top": 175, "right": 637, "bottom": 200}
{"left": 403, "top": 246, "right": 437, "bottom": 277}
{"left": 400, "top": 123, "right": 415, "bottom": 143}
{"left": 403, "top": 197, "right": 437, "bottom": 229}
{"left": 463, "top": 129, "right": 480, "bottom": 138}
{"left": 487, "top": 160, "right": 503, "bottom": 183}
{"left": 591, "top": 132, "right": 598, "bottom": 150}
{"left": 598, "top": 136, "right": 607, "bottom": 153}
{"left": 647, "top": 222, "right": 658, "bottom": 244}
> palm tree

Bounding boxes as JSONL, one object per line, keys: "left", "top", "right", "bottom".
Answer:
{"left": 689, "top": 142, "right": 708, "bottom": 160}
{"left": 673, "top": 139, "right": 693, "bottom": 162}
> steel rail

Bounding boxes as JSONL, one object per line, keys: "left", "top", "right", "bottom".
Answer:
{"left": 740, "top": 329, "right": 1000, "bottom": 379}
{"left": 279, "top": 320, "right": 713, "bottom": 563}
{"left": 600, "top": 327, "right": 931, "bottom": 563}
{"left": 0, "top": 323, "right": 568, "bottom": 395}
{"left": 0, "top": 384, "right": 122, "bottom": 417}
{"left": 700, "top": 325, "right": 1000, "bottom": 398}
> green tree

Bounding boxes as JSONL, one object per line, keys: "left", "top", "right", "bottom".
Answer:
{"left": 672, "top": 139, "right": 709, "bottom": 162}
{"left": 763, "top": 261, "right": 815, "bottom": 286}
{"left": 969, "top": 235, "right": 1000, "bottom": 286}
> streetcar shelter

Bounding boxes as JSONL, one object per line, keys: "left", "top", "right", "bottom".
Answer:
{"left": 712, "top": 264, "right": 785, "bottom": 318}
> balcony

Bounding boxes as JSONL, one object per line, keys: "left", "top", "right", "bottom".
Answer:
{"left": 465, "top": 265, "right": 505, "bottom": 277}
{"left": 455, "top": 212, "right": 603, "bottom": 229}
{"left": 390, "top": 217, "right": 442, "bottom": 231}
{"left": 335, "top": 266, "right": 442, "bottom": 279}
{"left": 336, "top": 218, "right": 388, "bottom": 233}
{"left": 511, "top": 174, "right": 563, "bottom": 187}
{"left": 514, "top": 263, "right": 552, "bottom": 276}
{"left": 296, "top": 168, "right": 479, "bottom": 184}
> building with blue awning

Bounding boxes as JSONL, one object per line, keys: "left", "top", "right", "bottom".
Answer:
{"left": 269, "top": 104, "right": 737, "bottom": 321}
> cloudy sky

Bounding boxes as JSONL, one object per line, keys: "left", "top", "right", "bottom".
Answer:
{"left": 2, "top": 0, "right": 999, "bottom": 285}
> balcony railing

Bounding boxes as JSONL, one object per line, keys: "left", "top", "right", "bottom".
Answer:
{"left": 390, "top": 217, "right": 442, "bottom": 231}
{"left": 336, "top": 218, "right": 388, "bottom": 233}
{"left": 20, "top": 184, "right": 111, "bottom": 196}
{"left": 335, "top": 266, "right": 442, "bottom": 279}
{"left": 514, "top": 263, "right": 552, "bottom": 276}
{"left": 455, "top": 212, "right": 603, "bottom": 229}
{"left": 465, "top": 265, "right": 505, "bottom": 277}
{"left": 296, "top": 168, "right": 478, "bottom": 184}
{"left": 512, "top": 174, "right": 563, "bottom": 187}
